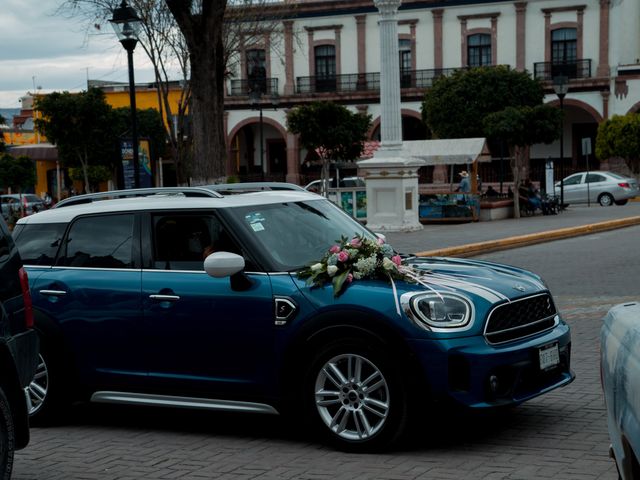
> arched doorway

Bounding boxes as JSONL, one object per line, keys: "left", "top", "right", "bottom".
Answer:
{"left": 228, "top": 118, "right": 287, "bottom": 182}
{"left": 369, "top": 110, "right": 430, "bottom": 141}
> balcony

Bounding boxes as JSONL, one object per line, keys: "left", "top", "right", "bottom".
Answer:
{"left": 296, "top": 68, "right": 463, "bottom": 94}
{"left": 533, "top": 60, "right": 592, "bottom": 81}
{"left": 296, "top": 73, "right": 380, "bottom": 94}
{"left": 229, "top": 78, "right": 279, "bottom": 96}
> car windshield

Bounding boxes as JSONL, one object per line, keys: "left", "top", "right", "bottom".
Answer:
{"left": 226, "top": 199, "right": 375, "bottom": 272}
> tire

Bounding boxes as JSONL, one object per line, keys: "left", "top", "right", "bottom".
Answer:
{"left": 599, "top": 193, "right": 614, "bottom": 206}
{"left": 615, "top": 199, "right": 629, "bottom": 206}
{"left": 0, "top": 387, "right": 15, "bottom": 480}
{"left": 304, "top": 338, "right": 409, "bottom": 451}
{"left": 25, "top": 338, "right": 69, "bottom": 425}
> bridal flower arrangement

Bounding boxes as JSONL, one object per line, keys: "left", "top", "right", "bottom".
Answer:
{"left": 298, "top": 235, "right": 406, "bottom": 297}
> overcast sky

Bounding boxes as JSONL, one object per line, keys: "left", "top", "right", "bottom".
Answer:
{"left": 0, "top": 0, "right": 155, "bottom": 108}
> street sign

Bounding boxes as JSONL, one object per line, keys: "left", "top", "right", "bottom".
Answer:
{"left": 582, "top": 137, "right": 592, "bottom": 156}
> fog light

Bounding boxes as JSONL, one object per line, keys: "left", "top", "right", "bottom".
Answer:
{"left": 489, "top": 375, "right": 499, "bottom": 393}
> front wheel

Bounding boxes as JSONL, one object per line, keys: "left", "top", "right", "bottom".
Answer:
{"left": 305, "top": 340, "right": 409, "bottom": 451}
{"left": 0, "top": 387, "right": 15, "bottom": 480}
{"left": 599, "top": 193, "right": 614, "bottom": 206}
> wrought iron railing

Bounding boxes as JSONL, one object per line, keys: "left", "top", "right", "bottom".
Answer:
{"left": 533, "top": 59, "right": 592, "bottom": 81}
{"left": 229, "top": 78, "right": 279, "bottom": 96}
{"left": 296, "top": 68, "right": 465, "bottom": 94}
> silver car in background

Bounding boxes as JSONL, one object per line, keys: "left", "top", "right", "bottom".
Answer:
{"left": 554, "top": 171, "right": 639, "bottom": 206}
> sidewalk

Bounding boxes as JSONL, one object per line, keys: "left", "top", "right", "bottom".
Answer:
{"left": 383, "top": 202, "right": 640, "bottom": 257}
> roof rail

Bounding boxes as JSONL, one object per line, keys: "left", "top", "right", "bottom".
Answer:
{"left": 53, "top": 187, "right": 223, "bottom": 208}
{"left": 203, "top": 182, "right": 305, "bottom": 194}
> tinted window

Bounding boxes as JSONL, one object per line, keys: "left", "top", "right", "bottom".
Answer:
{"left": 563, "top": 175, "right": 582, "bottom": 186}
{"left": 13, "top": 224, "right": 66, "bottom": 266}
{"left": 586, "top": 174, "right": 606, "bottom": 183}
{"left": 153, "top": 214, "right": 240, "bottom": 271}
{"left": 61, "top": 215, "right": 135, "bottom": 268}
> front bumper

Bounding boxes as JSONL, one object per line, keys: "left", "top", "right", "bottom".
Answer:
{"left": 407, "top": 322, "right": 574, "bottom": 408}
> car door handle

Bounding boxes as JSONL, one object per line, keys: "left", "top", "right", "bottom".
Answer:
{"left": 149, "top": 294, "right": 180, "bottom": 302}
{"left": 39, "top": 289, "right": 67, "bottom": 297}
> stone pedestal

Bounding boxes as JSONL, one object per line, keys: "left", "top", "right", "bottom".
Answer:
{"left": 360, "top": 150, "right": 423, "bottom": 232}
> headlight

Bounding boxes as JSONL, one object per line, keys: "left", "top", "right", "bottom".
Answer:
{"left": 404, "top": 293, "right": 473, "bottom": 330}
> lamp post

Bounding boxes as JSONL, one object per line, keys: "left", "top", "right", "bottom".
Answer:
{"left": 110, "top": 1, "right": 143, "bottom": 189}
{"left": 553, "top": 75, "right": 569, "bottom": 209}
{"left": 249, "top": 85, "right": 279, "bottom": 182}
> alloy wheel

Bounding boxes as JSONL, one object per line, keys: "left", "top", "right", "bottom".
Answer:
{"left": 25, "top": 354, "right": 48, "bottom": 415}
{"left": 314, "top": 353, "right": 390, "bottom": 441}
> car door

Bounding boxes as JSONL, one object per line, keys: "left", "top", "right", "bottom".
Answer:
{"left": 140, "top": 211, "right": 275, "bottom": 397}
{"left": 28, "top": 213, "right": 145, "bottom": 387}
{"left": 585, "top": 173, "right": 607, "bottom": 202}
{"left": 561, "top": 173, "right": 585, "bottom": 203}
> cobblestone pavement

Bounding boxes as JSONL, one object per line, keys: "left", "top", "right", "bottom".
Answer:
{"left": 12, "top": 295, "right": 624, "bottom": 480}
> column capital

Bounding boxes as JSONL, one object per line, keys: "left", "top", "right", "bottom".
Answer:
{"left": 514, "top": 2, "right": 527, "bottom": 13}
{"left": 374, "top": 0, "right": 401, "bottom": 17}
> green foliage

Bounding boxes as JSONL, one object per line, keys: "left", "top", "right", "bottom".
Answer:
{"left": 69, "top": 165, "right": 112, "bottom": 188}
{"left": 35, "top": 88, "right": 119, "bottom": 169}
{"left": 484, "top": 105, "right": 561, "bottom": 148}
{"left": 112, "top": 107, "right": 167, "bottom": 160}
{"left": 422, "top": 66, "right": 546, "bottom": 139}
{"left": 596, "top": 113, "right": 640, "bottom": 174}
{"left": 286, "top": 101, "right": 372, "bottom": 162}
{"left": 0, "top": 154, "right": 36, "bottom": 192}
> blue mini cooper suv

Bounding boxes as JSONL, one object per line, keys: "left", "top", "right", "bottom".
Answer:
{"left": 13, "top": 189, "right": 573, "bottom": 450}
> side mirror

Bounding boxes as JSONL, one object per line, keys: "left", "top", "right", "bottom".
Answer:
{"left": 204, "top": 251, "right": 245, "bottom": 278}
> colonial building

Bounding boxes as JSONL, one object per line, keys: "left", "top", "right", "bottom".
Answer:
{"left": 224, "top": 0, "right": 640, "bottom": 187}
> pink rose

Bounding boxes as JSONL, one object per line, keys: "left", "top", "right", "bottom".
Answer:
{"left": 392, "top": 255, "right": 402, "bottom": 266}
{"left": 346, "top": 273, "right": 353, "bottom": 283}
{"left": 329, "top": 245, "right": 341, "bottom": 254}
{"left": 350, "top": 237, "right": 362, "bottom": 248}
{"left": 338, "top": 251, "right": 349, "bottom": 262}
{"left": 377, "top": 237, "right": 385, "bottom": 245}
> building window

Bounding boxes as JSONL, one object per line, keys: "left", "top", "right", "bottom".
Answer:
{"left": 399, "top": 39, "right": 412, "bottom": 88}
{"left": 314, "top": 45, "right": 336, "bottom": 92}
{"left": 247, "top": 49, "right": 266, "bottom": 93}
{"left": 467, "top": 33, "right": 491, "bottom": 67}
{"left": 551, "top": 28, "right": 577, "bottom": 78}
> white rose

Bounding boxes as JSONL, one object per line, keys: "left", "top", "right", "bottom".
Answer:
{"left": 327, "top": 265, "right": 338, "bottom": 276}
{"left": 382, "top": 257, "right": 396, "bottom": 271}
{"left": 311, "top": 263, "right": 323, "bottom": 272}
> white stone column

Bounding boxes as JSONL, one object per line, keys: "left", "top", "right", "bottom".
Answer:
{"left": 359, "top": 0, "right": 423, "bottom": 232}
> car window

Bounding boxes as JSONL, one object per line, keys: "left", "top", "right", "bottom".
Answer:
{"left": 227, "top": 200, "right": 373, "bottom": 271}
{"left": 12, "top": 224, "right": 66, "bottom": 266}
{"left": 563, "top": 175, "right": 583, "bottom": 186}
{"left": 59, "top": 215, "right": 135, "bottom": 268}
{"left": 586, "top": 174, "right": 606, "bottom": 183}
{"left": 606, "top": 172, "right": 625, "bottom": 180}
{"left": 152, "top": 213, "right": 240, "bottom": 271}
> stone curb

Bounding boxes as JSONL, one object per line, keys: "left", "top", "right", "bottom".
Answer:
{"left": 415, "top": 215, "right": 640, "bottom": 258}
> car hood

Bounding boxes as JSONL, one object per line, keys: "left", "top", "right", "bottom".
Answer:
{"left": 401, "top": 256, "right": 548, "bottom": 303}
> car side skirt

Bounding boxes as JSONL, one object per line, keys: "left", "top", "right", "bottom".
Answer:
{"left": 90, "top": 391, "right": 280, "bottom": 415}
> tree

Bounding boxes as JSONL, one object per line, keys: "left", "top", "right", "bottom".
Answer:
{"left": 60, "top": 0, "right": 294, "bottom": 185}
{"left": 484, "top": 105, "right": 561, "bottom": 216}
{"left": 287, "top": 101, "right": 371, "bottom": 195}
{"left": 0, "top": 154, "right": 36, "bottom": 193}
{"left": 35, "top": 88, "right": 119, "bottom": 193}
{"left": 422, "top": 66, "right": 561, "bottom": 217}
{"left": 596, "top": 113, "right": 640, "bottom": 175}
{"left": 112, "top": 107, "right": 168, "bottom": 162}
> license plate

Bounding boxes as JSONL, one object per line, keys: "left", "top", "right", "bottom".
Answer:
{"left": 539, "top": 342, "right": 560, "bottom": 371}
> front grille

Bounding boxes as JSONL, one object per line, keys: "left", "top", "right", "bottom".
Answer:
{"left": 485, "top": 294, "right": 558, "bottom": 344}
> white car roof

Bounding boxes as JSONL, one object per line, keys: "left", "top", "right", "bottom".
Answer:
{"left": 16, "top": 190, "right": 322, "bottom": 225}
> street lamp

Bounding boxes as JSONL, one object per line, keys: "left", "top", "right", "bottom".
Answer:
{"left": 110, "top": 1, "right": 143, "bottom": 189}
{"left": 249, "top": 85, "right": 279, "bottom": 182}
{"left": 553, "top": 75, "right": 569, "bottom": 209}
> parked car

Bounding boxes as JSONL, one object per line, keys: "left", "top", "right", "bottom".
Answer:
{"left": 14, "top": 189, "right": 573, "bottom": 450}
{"left": 601, "top": 302, "right": 640, "bottom": 479}
{"left": 1, "top": 194, "right": 46, "bottom": 221}
{"left": 553, "top": 171, "right": 639, "bottom": 206}
{"left": 0, "top": 216, "right": 40, "bottom": 477}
